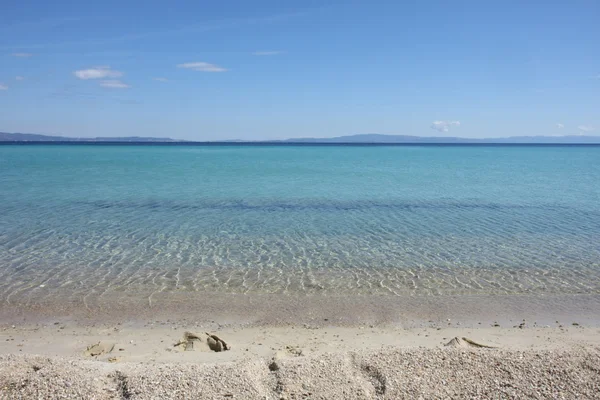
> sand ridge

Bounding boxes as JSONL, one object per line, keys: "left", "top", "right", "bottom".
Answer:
{"left": 1, "top": 346, "right": 600, "bottom": 399}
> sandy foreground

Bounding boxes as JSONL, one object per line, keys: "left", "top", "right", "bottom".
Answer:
{"left": 1, "top": 293, "right": 600, "bottom": 398}
{"left": 1, "top": 320, "right": 600, "bottom": 399}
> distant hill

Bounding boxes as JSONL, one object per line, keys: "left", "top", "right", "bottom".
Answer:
{"left": 2, "top": 131, "right": 600, "bottom": 144}
{"left": 282, "top": 134, "right": 469, "bottom": 143}
{"left": 0, "top": 132, "right": 179, "bottom": 142}
{"left": 281, "top": 133, "right": 600, "bottom": 144}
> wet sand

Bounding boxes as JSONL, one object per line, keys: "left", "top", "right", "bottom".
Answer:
{"left": 2, "top": 292, "right": 600, "bottom": 328}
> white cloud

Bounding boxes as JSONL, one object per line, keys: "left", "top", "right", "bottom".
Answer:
{"left": 430, "top": 120, "right": 461, "bottom": 132}
{"left": 177, "top": 62, "right": 227, "bottom": 72}
{"left": 0, "top": 83, "right": 7, "bottom": 90}
{"left": 252, "top": 51, "right": 282, "bottom": 56}
{"left": 11, "top": 52, "right": 32, "bottom": 57}
{"left": 556, "top": 123, "right": 564, "bottom": 129}
{"left": 578, "top": 125, "right": 594, "bottom": 132}
{"left": 15, "top": 76, "right": 25, "bottom": 81}
{"left": 153, "top": 77, "right": 168, "bottom": 82}
{"left": 99, "top": 80, "right": 130, "bottom": 89}
{"left": 74, "top": 66, "right": 123, "bottom": 80}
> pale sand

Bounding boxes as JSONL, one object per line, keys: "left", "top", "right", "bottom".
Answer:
{"left": 1, "top": 293, "right": 600, "bottom": 398}
{"left": 1, "top": 321, "right": 600, "bottom": 399}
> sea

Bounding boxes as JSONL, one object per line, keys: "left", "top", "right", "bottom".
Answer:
{"left": 1, "top": 144, "right": 599, "bottom": 308}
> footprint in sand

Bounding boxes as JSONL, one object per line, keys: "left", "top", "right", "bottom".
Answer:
{"left": 269, "top": 346, "right": 303, "bottom": 370}
{"left": 269, "top": 345, "right": 304, "bottom": 372}
{"left": 444, "top": 337, "right": 496, "bottom": 348}
{"left": 174, "top": 332, "right": 204, "bottom": 351}
{"left": 284, "top": 345, "right": 303, "bottom": 356}
{"left": 273, "top": 345, "right": 303, "bottom": 360}
{"left": 84, "top": 342, "right": 115, "bottom": 357}
{"left": 173, "top": 332, "right": 230, "bottom": 352}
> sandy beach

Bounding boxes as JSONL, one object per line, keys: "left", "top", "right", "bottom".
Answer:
{"left": 4, "top": 0, "right": 600, "bottom": 395}
{"left": 1, "top": 293, "right": 600, "bottom": 399}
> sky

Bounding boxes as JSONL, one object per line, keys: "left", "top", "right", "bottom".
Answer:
{"left": 1, "top": 0, "right": 599, "bottom": 141}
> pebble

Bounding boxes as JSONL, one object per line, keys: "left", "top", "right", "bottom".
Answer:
{"left": 1, "top": 334, "right": 599, "bottom": 399}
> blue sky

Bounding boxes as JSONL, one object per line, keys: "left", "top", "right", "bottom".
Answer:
{"left": 1, "top": 0, "right": 599, "bottom": 140}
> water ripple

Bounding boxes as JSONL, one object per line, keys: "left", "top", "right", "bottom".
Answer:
{"left": 2, "top": 145, "right": 600, "bottom": 306}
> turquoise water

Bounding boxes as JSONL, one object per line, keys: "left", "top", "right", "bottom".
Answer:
{"left": 1, "top": 144, "right": 600, "bottom": 304}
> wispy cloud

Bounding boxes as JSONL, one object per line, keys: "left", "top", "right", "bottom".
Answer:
{"left": 11, "top": 52, "right": 33, "bottom": 57}
{"left": 100, "top": 80, "right": 130, "bottom": 89}
{"left": 0, "top": 83, "right": 7, "bottom": 90}
{"left": 556, "top": 123, "right": 564, "bottom": 129}
{"left": 177, "top": 62, "right": 227, "bottom": 72}
{"left": 252, "top": 51, "right": 282, "bottom": 56}
{"left": 578, "top": 125, "right": 594, "bottom": 132}
{"left": 74, "top": 66, "right": 123, "bottom": 80}
{"left": 431, "top": 120, "right": 461, "bottom": 132}
{"left": 153, "top": 77, "right": 169, "bottom": 82}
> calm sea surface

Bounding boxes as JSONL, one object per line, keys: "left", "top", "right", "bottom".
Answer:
{"left": 1, "top": 144, "right": 599, "bottom": 304}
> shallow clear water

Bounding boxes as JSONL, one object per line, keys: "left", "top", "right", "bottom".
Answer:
{"left": 1, "top": 144, "right": 600, "bottom": 304}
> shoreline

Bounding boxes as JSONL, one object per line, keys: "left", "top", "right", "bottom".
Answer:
{"left": 2, "top": 292, "right": 600, "bottom": 328}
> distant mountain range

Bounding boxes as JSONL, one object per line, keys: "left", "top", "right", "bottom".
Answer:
{"left": 2, "top": 132, "right": 600, "bottom": 144}
{"left": 279, "top": 133, "right": 600, "bottom": 144}
{"left": 0, "top": 132, "right": 178, "bottom": 142}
